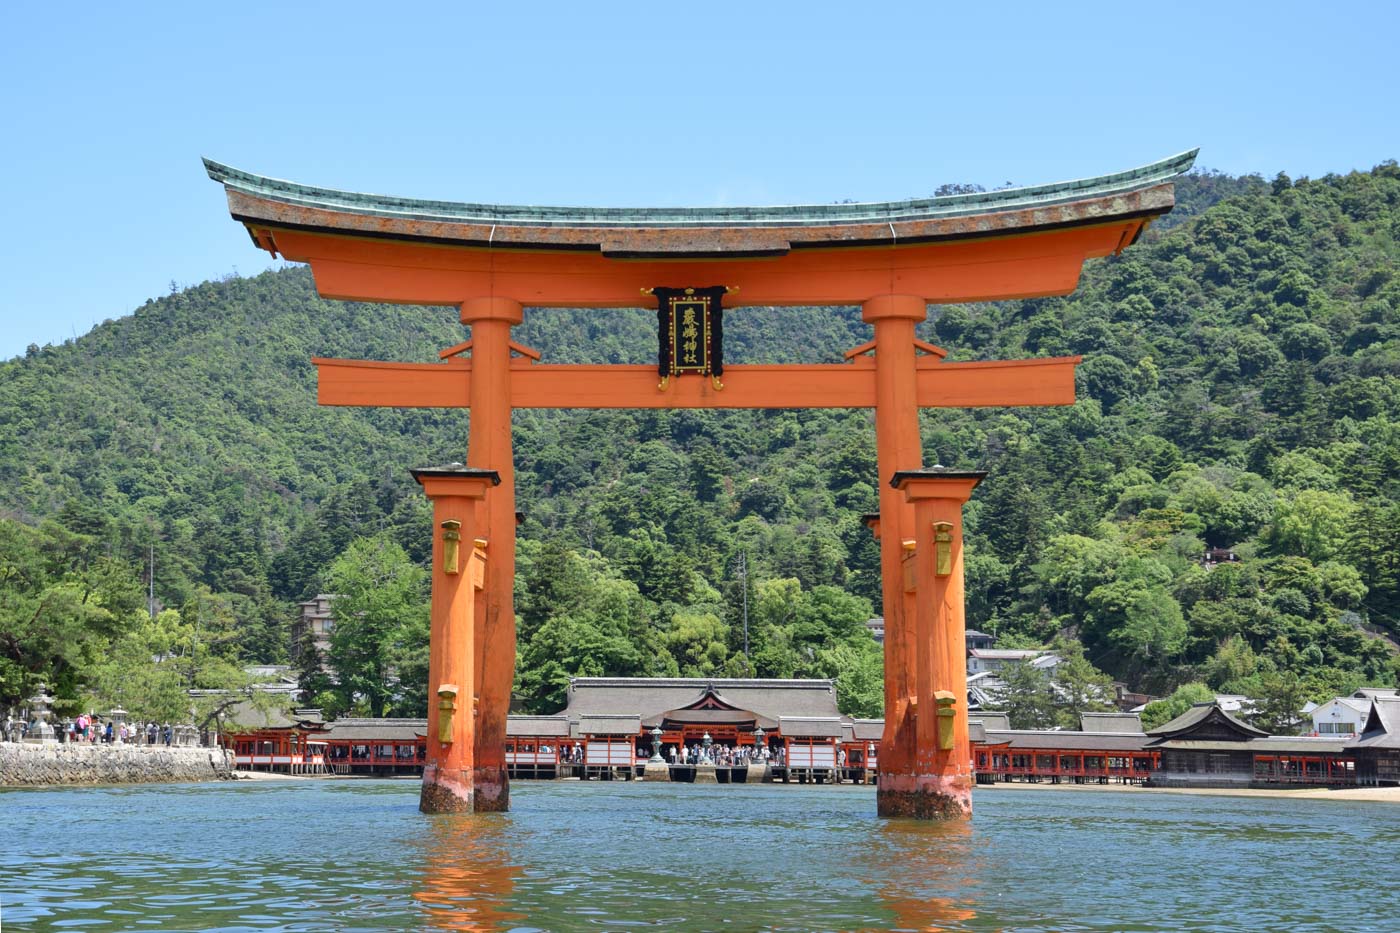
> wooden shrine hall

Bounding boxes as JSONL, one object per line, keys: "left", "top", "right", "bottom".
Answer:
{"left": 206, "top": 149, "right": 1197, "bottom": 818}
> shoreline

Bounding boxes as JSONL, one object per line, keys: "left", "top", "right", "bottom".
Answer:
{"left": 976, "top": 780, "right": 1400, "bottom": 803}
{"left": 9, "top": 763, "right": 1399, "bottom": 802}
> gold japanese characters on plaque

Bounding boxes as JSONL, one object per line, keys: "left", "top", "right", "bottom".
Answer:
{"left": 648, "top": 286, "right": 728, "bottom": 388}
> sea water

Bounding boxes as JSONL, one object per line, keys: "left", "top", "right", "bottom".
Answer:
{"left": 3, "top": 780, "right": 1397, "bottom": 932}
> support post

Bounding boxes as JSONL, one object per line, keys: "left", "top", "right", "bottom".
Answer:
{"left": 461, "top": 296, "right": 523, "bottom": 812}
{"left": 412, "top": 466, "right": 498, "bottom": 814}
{"left": 863, "top": 294, "right": 926, "bottom": 815}
{"left": 888, "top": 466, "right": 986, "bottom": 819}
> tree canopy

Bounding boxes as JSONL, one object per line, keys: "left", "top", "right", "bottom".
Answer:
{"left": 4, "top": 162, "right": 1400, "bottom": 722}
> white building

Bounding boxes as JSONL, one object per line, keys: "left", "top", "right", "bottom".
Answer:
{"left": 967, "top": 649, "right": 1061, "bottom": 675}
{"left": 1309, "top": 689, "right": 1399, "bottom": 738}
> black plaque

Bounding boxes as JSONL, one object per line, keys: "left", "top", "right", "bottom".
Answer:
{"left": 653, "top": 286, "right": 726, "bottom": 379}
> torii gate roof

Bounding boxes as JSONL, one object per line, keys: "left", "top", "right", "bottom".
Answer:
{"left": 205, "top": 150, "right": 1197, "bottom": 259}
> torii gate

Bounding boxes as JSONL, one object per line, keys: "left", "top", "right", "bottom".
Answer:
{"left": 207, "top": 150, "right": 1195, "bottom": 818}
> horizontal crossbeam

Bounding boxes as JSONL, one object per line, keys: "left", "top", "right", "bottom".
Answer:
{"left": 312, "top": 356, "right": 1079, "bottom": 410}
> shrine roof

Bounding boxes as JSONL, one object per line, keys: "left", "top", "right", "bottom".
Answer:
{"left": 205, "top": 150, "right": 1198, "bottom": 257}
{"left": 562, "top": 677, "right": 841, "bottom": 722}
{"left": 779, "top": 717, "right": 847, "bottom": 738}
{"left": 324, "top": 718, "right": 426, "bottom": 741}
{"left": 506, "top": 716, "right": 572, "bottom": 738}
{"left": 1146, "top": 702, "right": 1268, "bottom": 740}
{"left": 983, "top": 730, "right": 1149, "bottom": 752}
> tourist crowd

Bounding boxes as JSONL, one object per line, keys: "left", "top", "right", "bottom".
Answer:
{"left": 665, "top": 742, "right": 781, "bottom": 766}
{"left": 546, "top": 741, "right": 787, "bottom": 766}
{"left": 1, "top": 715, "right": 180, "bottom": 745}
{"left": 68, "top": 717, "right": 178, "bottom": 745}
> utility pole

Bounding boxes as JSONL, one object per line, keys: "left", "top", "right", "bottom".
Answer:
{"left": 734, "top": 550, "right": 749, "bottom": 667}
{"left": 148, "top": 542, "right": 156, "bottom": 620}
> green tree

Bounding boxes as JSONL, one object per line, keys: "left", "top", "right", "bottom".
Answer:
{"left": 1246, "top": 671, "right": 1312, "bottom": 735}
{"left": 324, "top": 535, "right": 428, "bottom": 717}
{"left": 517, "top": 614, "right": 644, "bottom": 713}
{"left": 817, "top": 637, "right": 884, "bottom": 718}
{"left": 990, "top": 661, "right": 1060, "bottom": 730}
{"left": 664, "top": 612, "right": 730, "bottom": 677}
{"left": 1140, "top": 682, "right": 1215, "bottom": 730}
{"left": 1051, "top": 644, "right": 1117, "bottom": 729}
{"left": 1265, "top": 489, "right": 1356, "bottom": 562}
{"left": 0, "top": 518, "right": 143, "bottom": 712}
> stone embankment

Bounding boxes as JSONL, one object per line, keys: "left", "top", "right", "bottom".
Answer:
{"left": 0, "top": 742, "right": 234, "bottom": 787}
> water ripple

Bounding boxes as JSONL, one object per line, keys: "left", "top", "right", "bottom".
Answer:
{"left": 2, "top": 780, "right": 1399, "bottom": 931}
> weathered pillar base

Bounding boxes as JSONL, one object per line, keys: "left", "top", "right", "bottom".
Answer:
{"left": 643, "top": 762, "right": 671, "bottom": 782}
{"left": 745, "top": 763, "right": 770, "bottom": 784}
{"left": 694, "top": 764, "right": 718, "bottom": 784}
{"left": 876, "top": 775, "right": 972, "bottom": 820}
{"left": 471, "top": 765, "right": 510, "bottom": 812}
{"left": 420, "top": 766, "right": 473, "bottom": 814}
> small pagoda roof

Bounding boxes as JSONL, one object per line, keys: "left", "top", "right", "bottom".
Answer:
{"left": 1353, "top": 697, "right": 1400, "bottom": 749}
{"left": 850, "top": 719, "right": 884, "bottom": 742}
{"left": 1080, "top": 712, "right": 1144, "bottom": 733}
{"left": 577, "top": 714, "right": 642, "bottom": 736}
{"left": 970, "top": 711, "right": 1011, "bottom": 731}
{"left": 506, "top": 715, "right": 571, "bottom": 738}
{"left": 1146, "top": 702, "right": 1267, "bottom": 741}
{"left": 206, "top": 150, "right": 1197, "bottom": 258}
{"left": 562, "top": 677, "right": 841, "bottom": 723}
{"left": 779, "top": 717, "right": 846, "bottom": 739}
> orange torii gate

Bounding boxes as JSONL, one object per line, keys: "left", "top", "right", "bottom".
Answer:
{"left": 207, "top": 150, "right": 1195, "bottom": 818}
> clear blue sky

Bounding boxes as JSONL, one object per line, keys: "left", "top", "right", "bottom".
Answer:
{"left": 1, "top": 2, "right": 1396, "bottom": 360}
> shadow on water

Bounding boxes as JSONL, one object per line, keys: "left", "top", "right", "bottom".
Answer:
{"left": 852, "top": 818, "right": 980, "bottom": 933}
{"left": 409, "top": 813, "right": 524, "bottom": 932}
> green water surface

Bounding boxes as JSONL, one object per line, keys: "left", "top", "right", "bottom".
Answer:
{"left": 2, "top": 780, "right": 1396, "bottom": 932}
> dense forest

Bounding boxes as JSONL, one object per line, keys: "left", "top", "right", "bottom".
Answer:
{"left": 3, "top": 161, "right": 1399, "bottom": 730}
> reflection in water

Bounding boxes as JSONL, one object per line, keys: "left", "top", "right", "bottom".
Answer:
{"left": 412, "top": 813, "right": 522, "bottom": 932}
{"left": 855, "top": 818, "right": 980, "bottom": 932}
{"left": 8, "top": 781, "right": 1400, "bottom": 932}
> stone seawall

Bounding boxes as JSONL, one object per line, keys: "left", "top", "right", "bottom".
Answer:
{"left": 0, "top": 742, "right": 234, "bottom": 787}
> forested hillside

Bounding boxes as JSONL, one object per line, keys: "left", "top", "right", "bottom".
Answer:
{"left": 3, "top": 162, "right": 1399, "bottom": 725}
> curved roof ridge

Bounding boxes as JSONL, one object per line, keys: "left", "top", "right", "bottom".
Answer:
{"left": 570, "top": 677, "right": 834, "bottom": 688}
{"left": 1147, "top": 701, "right": 1267, "bottom": 738}
{"left": 204, "top": 150, "right": 1198, "bottom": 230}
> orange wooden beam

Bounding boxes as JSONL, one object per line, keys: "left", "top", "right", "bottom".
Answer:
{"left": 272, "top": 221, "right": 1129, "bottom": 308}
{"left": 312, "top": 356, "right": 1079, "bottom": 410}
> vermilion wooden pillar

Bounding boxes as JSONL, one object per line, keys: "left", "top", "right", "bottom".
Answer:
{"left": 865, "top": 294, "right": 925, "bottom": 813}
{"left": 413, "top": 466, "right": 497, "bottom": 814}
{"left": 889, "top": 466, "right": 986, "bottom": 819}
{"left": 461, "top": 297, "right": 522, "bottom": 813}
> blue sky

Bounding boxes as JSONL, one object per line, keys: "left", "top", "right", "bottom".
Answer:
{"left": 1, "top": 1, "right": 1396, "bottom": 360}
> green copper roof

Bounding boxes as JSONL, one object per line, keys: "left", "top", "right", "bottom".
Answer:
{"left": 205, "top": 150, "right": 1198, "bottom": 230}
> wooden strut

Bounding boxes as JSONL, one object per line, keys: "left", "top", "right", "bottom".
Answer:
{"left": 843, "top": 337, "right": 948, "bottom": 360}
{"left": 439, "top": 339, "right": 541, "bottom": 361}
